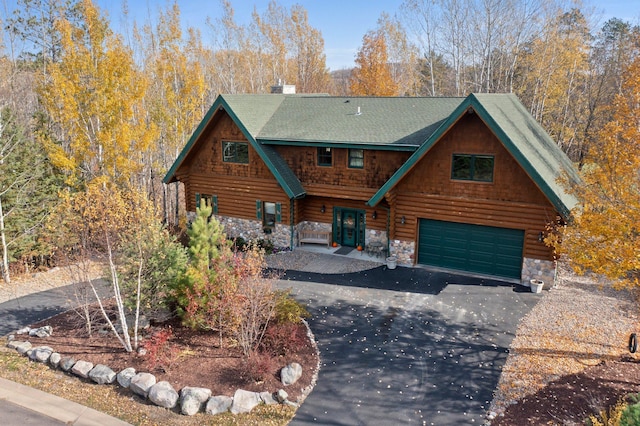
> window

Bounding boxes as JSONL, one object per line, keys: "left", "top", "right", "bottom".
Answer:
{"left": 195, "top": 193, "right": 218, "bottom": 216}
{"left": 257, "top": 200, "right": 281, "bottom": 228}
{"left": 263, "top": 202, "right": 276, "bottom": 227}
{"left": 317, "top": 147, "right": 332, "bottom": 167}
{"left": 348, "top": 148, "right": 364, "bottom": 169}
{"left": 451, "top": 154, "right": 494, "bottom": 182}
{"left": 222, "top": 141, "right": 249, "bottom": 164}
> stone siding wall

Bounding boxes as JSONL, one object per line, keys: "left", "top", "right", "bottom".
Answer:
{"left": 522, "top": 257, "right": 556, "bottom": 289}
{"left": 188, "top": 213, "right": 292, "bottom": 249}
{"left": 389, "top": 239, "right": 415, "bottom": 265}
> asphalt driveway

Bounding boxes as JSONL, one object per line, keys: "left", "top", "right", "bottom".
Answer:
{"left": 277, "top": 266, "right": 540, "bottom": 425}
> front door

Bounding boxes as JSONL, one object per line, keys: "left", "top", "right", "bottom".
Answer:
{"left": 333, "top": 207, "right": 364, "bottom": 247}
{"left": 341, "top": 210, "right": 357, "bottom": 246}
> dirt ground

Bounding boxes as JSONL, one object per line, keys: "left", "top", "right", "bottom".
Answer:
{"left": 28, "top": 307, "right": 317, "bottom": 404}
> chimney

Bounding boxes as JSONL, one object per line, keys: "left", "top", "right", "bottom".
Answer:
{"left": 270, "top": 80, "right": 296, "bottom": 94}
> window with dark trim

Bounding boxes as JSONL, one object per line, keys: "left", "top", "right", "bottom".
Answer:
{"left": 451, "top": 154, "right": 494, "bottom": 182}
{"left": 256, "top": 200, "right": 281, "bottom": 228}
{"left": 195, "top": 193, "right": 218, "bottom": 216}
{"left": 317, "top": 147, "right": 332, "bottom": 166}
{"left": 222, "top": 141, "right": 249, "bottom": 164}
{"left": 348, "top": 148, "right": 364, "bottom": 169}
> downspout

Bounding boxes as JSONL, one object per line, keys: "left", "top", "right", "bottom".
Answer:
{"left": 290, "top": 198, "right": 295, "bottom": 251}
{"left": 384, "top": 206, "right": 390, "bottom": 257}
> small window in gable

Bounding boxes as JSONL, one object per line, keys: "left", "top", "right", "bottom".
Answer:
{"left": 451, "top": 154, "right": 494, "bottom": 182}
{"left": 223, "top": 141, "right": 249, "bottom": 164}
{"left": 348, "top": 148, "right": 364, "bottom": 169}
{"left": 317, "top": 147, "right": 332, "bottom": 167}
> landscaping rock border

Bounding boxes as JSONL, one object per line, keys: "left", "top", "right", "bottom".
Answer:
{"left": 5, "top": 320, "right": 319, "bottom": 417}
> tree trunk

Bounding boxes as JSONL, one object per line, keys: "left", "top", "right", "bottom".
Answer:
{"left": 0, "top": 196, "right": 10, "bottom": 284}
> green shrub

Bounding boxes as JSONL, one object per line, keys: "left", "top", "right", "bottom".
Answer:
{"left": 621, "top": 394, "right": 640, "bottom": 426}
{"left": 256, "top": 238, "right": 274, "bottom": 255}
{"left": 273, "top": 290, "right": 310, "bottom": 324}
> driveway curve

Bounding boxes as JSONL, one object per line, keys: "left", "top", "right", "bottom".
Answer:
{"left": 277, "top": 266, "right": 540, "bottom": 425}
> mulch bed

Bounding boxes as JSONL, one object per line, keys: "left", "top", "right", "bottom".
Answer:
{"left": 28, "top": 305, "right": 317, "bottom": 402}
{"left": 493, "top": 357, "right": 640, "bottom": 425}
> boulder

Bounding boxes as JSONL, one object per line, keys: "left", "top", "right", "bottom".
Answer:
{"left": 148, "top": 381, "right": 179, "bottom": 409}
{"left": 59, "top": 357, "right": 76, "bottom": 372}
{"left": 89, "top": 364, "right": 116, "bottom": 385}
{"left": 260, "top": 391, "right": 278, "bottom": 405}
{"left": 49, "top": 352, "right": 61, "bottom": 369}
{"left": 29, "top": 326, "right": 53, "bottom": 338}
{"left": 281, "top": 362, "right": 302, "bottom": 386}
{"left": 130, "top": 372, "right": 156, "bottom": 398}
{"left": 230, "top": 389, "right": 261, "bottom": 414}
{"left": 205, "top": 395, "right": 233, "bottom": 415}
{"left": 29, "top": 346, "right": 54, "bottom": 363}
{"left": 16, "top": 326, "right": 31, "bottom": 335}
{"left": 71, "top": 360, "right": 94, "bottom": 378}
{"left": 274, "top": 389, "right": 288, "bottom": 404}
{"left": 116, "top": 367, "right": 136, "bottom": 388}
{"left": 14, "top": 341, "right": 32, "bottom": 355}
{"left": 180, "top": 386, "right": 212, "bottom": 416}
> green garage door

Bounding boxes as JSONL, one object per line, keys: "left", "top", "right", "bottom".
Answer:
{"left": 418, "top": 219, "right": 524, "bottom": 279}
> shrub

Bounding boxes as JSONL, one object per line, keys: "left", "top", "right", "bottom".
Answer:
{"left": 240, "top": 350, "right": 277, "bottom": 383}
{"left": 231, "top": 236, "right": 247, "bottom": 251}
{"left": 261, "top": 322, "right": 309, "bottom": 356}
{"left": 273, "top": 290, "right": 310, "bottom": 325}
{"left": 621, "top": 394, "right": 640, "bottom": 426}
{"left": 255, "top": 238, "right": 274, "bottom": 255}
{"left": 143, "top": 326, "right": 179, "bottom": 373}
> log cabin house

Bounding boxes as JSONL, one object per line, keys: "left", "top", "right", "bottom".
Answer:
{"left": 164, "top": 91, "right": 579, "bottom": 286}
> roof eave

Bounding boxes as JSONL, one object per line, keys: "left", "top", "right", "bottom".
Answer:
{"left": 367, "top": 99, "right": 471, "bottom": 206}
{"left": 163, "top": 96, "right": 227, "bottom": 184}
{"left": 468, "top": 94, "right": 575, "bottom": 218}
{"left": 259, "top": 138, "right": 418, "bottom": 151}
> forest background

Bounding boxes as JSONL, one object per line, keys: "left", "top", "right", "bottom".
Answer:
{"left": 0, "top": 0, "right": 639, "bottom": 287}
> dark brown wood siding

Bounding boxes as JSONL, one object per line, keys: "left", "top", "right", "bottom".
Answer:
{"left": 395, "top": 113, "right": 556, "bottom": 261}
{"left": 174, "top": 112, "right": 289, "bottom": 222}
{"left": 274, "top": 146, "right": 410, "bottom": 191}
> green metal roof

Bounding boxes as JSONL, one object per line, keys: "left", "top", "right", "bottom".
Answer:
{"left": 258, "top": 96, "right": 462, "bottom": 147}
{"left": 367, "top": 93, "right": 580, "bottom": 218}
{"left": 166, "top": 92, "right": 579, "bottom": 215}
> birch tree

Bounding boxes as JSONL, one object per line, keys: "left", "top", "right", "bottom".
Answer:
{"left": 38, "top": 0, "right": 155, "bottom": 187}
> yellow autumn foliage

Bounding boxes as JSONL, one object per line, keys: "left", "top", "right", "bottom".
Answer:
{"left": 553, "top": 51, "right": 640, "bottom": 288}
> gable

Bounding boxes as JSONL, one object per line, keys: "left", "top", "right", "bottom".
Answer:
{"left": 397, "top": 112, "right": 551, "bottom": 206}
{"left": 164, "top": 95, "right": 305, "bottom": 199}
{"left": 368, "top": 93, "right": 579, "bottom": 218}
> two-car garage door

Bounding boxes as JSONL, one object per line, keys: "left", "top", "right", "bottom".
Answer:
{"left": 417, "top": 219, "right": 524, "bottom": 279}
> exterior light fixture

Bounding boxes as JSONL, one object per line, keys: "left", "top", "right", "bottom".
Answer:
{"left": 401, "top": 216, "right": 406, "bottom": 225}
{"left": 321, "top": 205, "right": 326, "bottom": 213}
{"left": 538, "top": 231, "right": 544, "bottom": 243}
{"left": 372, "top": 211, "right": 377, "bottom": 219}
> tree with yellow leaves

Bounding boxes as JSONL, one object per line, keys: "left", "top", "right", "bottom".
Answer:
{"left": 38, "top": 0, "right": 156, "bottom": 187}
{"left": 350, "top": 30, "right": 399, "bottom": 96}
{"left": 551, "top": 53, "right": 640, "bottom": 288}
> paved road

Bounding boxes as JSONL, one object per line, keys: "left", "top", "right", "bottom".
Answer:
{"left": 0, "top": 280, "right": 111, "bottom": 337}
{"left": 277, "top": 266, "right": 540, "bottom": 425}
{"left": 0, "top": 280, "right": 126, "bottom": 426}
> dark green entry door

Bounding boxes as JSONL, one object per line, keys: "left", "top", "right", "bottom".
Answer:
{"left": 333, "top": 208, "right": 365, "bottom": 247}
{"left": 418, "top": 219, "right": 524, "bottom": 279}
{"left": 341, "top": 210, "right": 357, "bottom": 246}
